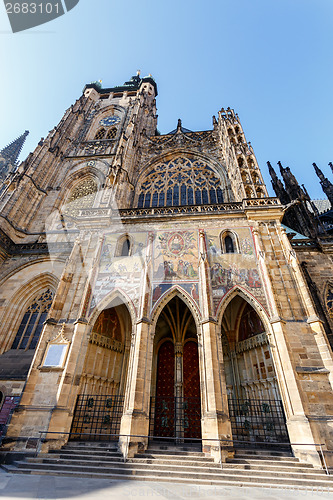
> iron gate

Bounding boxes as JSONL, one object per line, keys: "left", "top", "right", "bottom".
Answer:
{"left": 228, "top": 398, "right": 289, "bottom": 445}
{"left": 150, "top": 396, "right": 201, "bottom": 440}
{"left": 70, "top": 394, "right": 124, "bottom": 440}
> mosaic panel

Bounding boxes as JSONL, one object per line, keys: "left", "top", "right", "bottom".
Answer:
{"left": 206, "top": 227, "right": 265, "bottom": 313}
{"left": 89, "top": 232, "right": 147, "bottom": 315}
{"left": 152, "top": 231, "right": 199, "bottom": 308}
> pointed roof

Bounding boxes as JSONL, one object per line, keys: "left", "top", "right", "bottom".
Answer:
{"left": 0, "top": 130, "right": 29, "bottom": 165}
{"left": 312, "top": 163, "right": 333, "bottom": 206}
{"left": 267, "top": 161, "right": 290, "bottom": 205}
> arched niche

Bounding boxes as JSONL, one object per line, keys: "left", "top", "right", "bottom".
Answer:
{"left": 71, "top": 298, "right": 132, "bottom": 441}
{"left": 220, "top": 294, "right": 289, "bottom": 445}
{"left": 80, "top": 300, "right": 132, "bottom": 396}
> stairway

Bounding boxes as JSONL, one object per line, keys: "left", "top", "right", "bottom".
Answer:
{"left": 2, "top": 441, "right": 332, "bottom": 490}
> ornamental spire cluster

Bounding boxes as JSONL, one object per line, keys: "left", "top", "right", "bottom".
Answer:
{"left": 0, "top": 130, "right": 29, "bottom": 181}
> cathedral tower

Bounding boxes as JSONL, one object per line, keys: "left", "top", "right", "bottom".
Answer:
{"left": 0, "top": 76, "right": 332, "bottom": 471}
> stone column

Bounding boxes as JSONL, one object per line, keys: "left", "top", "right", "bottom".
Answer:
{"left": 119, "top": 232, "right": 154, "bottom": 458}
{"left": 119, "top": 320, "right": 151, "bottom": 458}
{"left": 198, "top": 230, "right": 232, "bottom": 462}
{"left": 252, "top": 227, "right": 322, "bottom": 467}
{"left": 45, "top": 319, "right": 90, "bottom": 449}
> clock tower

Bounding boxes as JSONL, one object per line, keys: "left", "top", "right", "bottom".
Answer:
{"left": 0, "top": 75, "right": 332, "bottom": 473}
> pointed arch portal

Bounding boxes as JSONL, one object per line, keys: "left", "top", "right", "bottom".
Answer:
{"left": 70, "top": 300, "right": 131, "bottom": 441}
{"left": 150, "top": 296, "right": 201, "bottom": 441}
{"left": 221, "top": 295, "right": 289, "bottom": 445}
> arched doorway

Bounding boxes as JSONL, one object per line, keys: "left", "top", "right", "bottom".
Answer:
{"left": 221, "top": 295, "right": 289, "bottom": 445}
{"left": 150, "top": 296, "right": 201, "bottom": 441}
{"left": 71, "top": 301, "right": 131, "bottom": 440}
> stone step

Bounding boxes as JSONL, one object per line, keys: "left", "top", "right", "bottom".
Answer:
{"left": 56, "top": 445, "right": 119, "bottom": 452}
{"left": 25, "top": 457, "right": 327, "bottom": 476}
{"left": 139, "top": 449, "right": 206, "bottom": 457}
{"left": 226, "top": 457, "right": 314, "bottom": 468}
{"left": 35, "top": 456, "right": 217, "bottom": 467}
{"left": 146, "top": 444, "right": 202, "bottom": 452}
{"left": 49, "top": 448, "right": 123, "bottom": 457}
{"left": 4, "top": 463, "right": 333, "bottom": 489}
{"left": 233, "top": 447, "right": 292, "bottom": 456}
{"left": 231, "top": 453, "right": 300, "bottom": 462}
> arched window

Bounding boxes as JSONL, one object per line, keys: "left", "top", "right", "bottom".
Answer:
{"left": 94, "top": 128, "right": 106, "bottom": 140}
{"left": 225, "top": 235, "right": 234, "bottom": 253}
{"left": 115, "top": 235, "right": 132, "bottom": 257}
{"left": 64, "top": 178, "right": 98, "bottom": 216}
{"left": 136, "top": 157, "right": 226, "bottom": 208}
{"left": 106, "top": 127, "right": 117, "bottom": 140}
{"left": 220, "top": 231, "right": 239, "bottom": 254}
{"left": 121, "top": 238, "right": 131, "bottom": 256}
{"left": 11, "top": 289, "right": 53, "bottom": 350}
{"left": 245, "top": 187, "right": 254, "bottom": 198}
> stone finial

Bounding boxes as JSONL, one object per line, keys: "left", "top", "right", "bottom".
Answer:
{"left": 313, "top": 162, "right": 325, "bottom": 182}
{"left": 329, "top": 162, "right": 333, "bottom": 175}
{"left": 312, "top": 163, "right": 333, "bottom": 205}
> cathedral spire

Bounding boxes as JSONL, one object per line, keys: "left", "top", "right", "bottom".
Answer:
{"left": 0, "top": 130, "right": 29, "bottom": 165}
{"left": 267, "top": 161, "right": 290, "bottom": 204}
{"left": 277, "top": 161, "right": 304, "bottom": 201}
{"left": 313, "top": 163, "right": 333, "bottom": 206}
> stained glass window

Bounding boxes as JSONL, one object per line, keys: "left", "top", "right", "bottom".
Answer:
{"left": 11, "top": 289, "right": 54, "bottom": 350}
{"left": 106, "top": 127, "right": 117, "bottom": 140}
{"left": 64, "top": 179, "right": 98, "bottom": 215}
{"left": 94, "top": 128, "right": 105, "bottom": 140}
{"left": 135, "top": 157, "right": 226, "bottom": 208}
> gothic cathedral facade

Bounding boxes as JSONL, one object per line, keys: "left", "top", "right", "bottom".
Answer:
{"left": 0, "top": 74, "right": 332, "bottom": 468}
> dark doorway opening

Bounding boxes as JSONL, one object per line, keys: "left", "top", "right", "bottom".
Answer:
{"left": 150, "top": 296, "right": 201, "bottom": 443}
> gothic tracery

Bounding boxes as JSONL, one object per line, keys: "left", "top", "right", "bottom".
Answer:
{"left": 136, "top": 157, "right": 226, "bottom": 208}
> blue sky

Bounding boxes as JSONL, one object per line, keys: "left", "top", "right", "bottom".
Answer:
{"left": 0, "top": 0, "right": 332, "bottom": 199}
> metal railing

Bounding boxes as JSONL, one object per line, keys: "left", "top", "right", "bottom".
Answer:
{"left": 1, "top": 431, "right": 330, "bottom": 475}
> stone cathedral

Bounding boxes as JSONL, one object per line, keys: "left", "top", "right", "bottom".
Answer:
{"left": 0, "top": 73, "right": 332, "bottom": 469}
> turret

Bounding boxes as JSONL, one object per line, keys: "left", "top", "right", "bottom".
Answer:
{"left": 277, "top": 161, "right": 307, "bottom": 201}
{"left": 313, "top": 163, "right": 333, "bottom": 206}
{"left": 267, "top": 161, "right": 290, "bottom": 204}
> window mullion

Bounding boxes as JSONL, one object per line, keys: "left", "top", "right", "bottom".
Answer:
{"left": 16, "top": 312, "right": 32, "bottom": 350}
{"left": 26, "top": 309, "right": 41, "bottom": 350}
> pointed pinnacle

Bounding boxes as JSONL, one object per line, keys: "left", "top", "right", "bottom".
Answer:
{"left": 313, "top": 162, "right": 325, "bottom": 181}
{"left": 267, "top": 161, "right": 277, "bottom": 179}
{"left": 0, "top": 130, "right": 29, "bottom": 165}
{"left": 277, "top": 161, "right": 285, "bottom": 175}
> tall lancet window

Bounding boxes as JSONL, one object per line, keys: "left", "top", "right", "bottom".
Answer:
{"left": 225, "top": 235, "right": 234, "bottom": 253}
{"left": 11, "top": 289, "right": 54, "bottom": 350}
{"left": 121, "top": 238, "right": 131, "bottom": 256}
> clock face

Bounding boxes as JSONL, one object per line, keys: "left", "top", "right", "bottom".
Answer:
{"left": 100, "top": 116, "right": 120, "bottom": 127}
